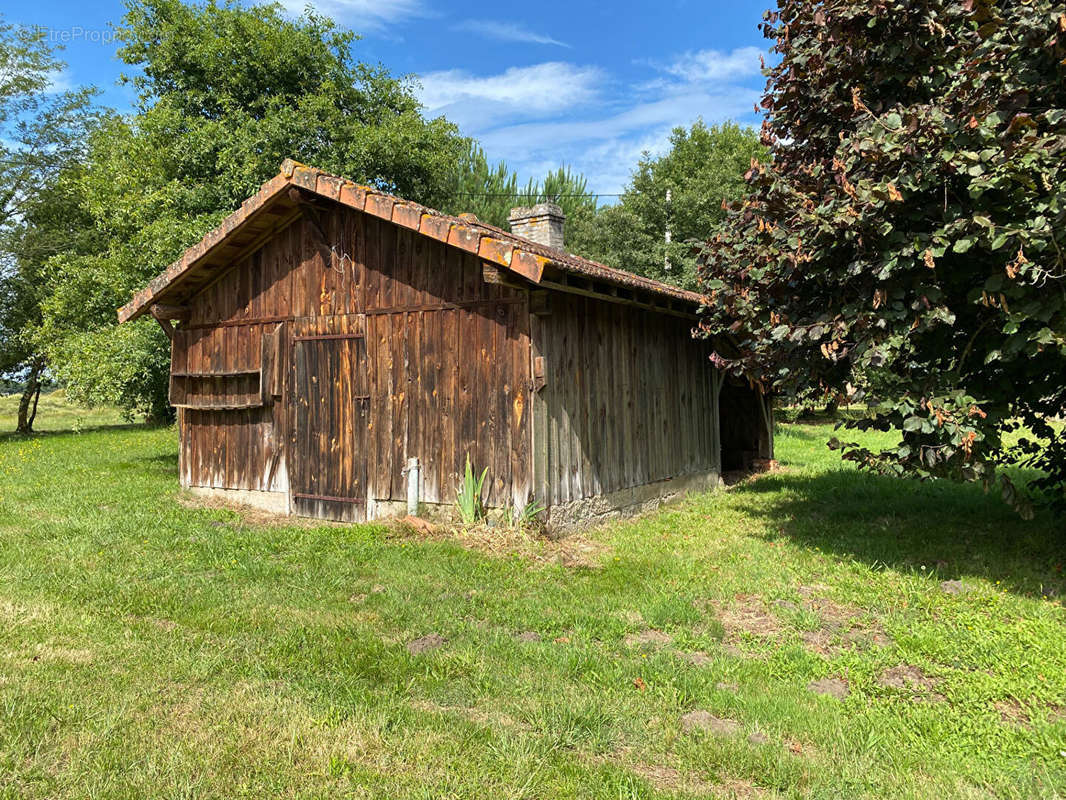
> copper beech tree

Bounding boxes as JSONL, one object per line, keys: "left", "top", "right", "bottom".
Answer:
{"left": 698, "top": 0, "right": 1066, "bottom": 513}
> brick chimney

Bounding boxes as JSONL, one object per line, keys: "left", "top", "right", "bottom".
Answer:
{"left": 508, "top": 202, "right": 565, "bottom": 251}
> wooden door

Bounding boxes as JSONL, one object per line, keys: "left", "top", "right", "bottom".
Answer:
{"left": 290, "top": 331, "right": 369, "bottom": 521}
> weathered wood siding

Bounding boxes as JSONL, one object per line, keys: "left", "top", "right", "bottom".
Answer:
{"left": 174, "top": 205, "right": 532, "bottom": 515}
{"left": 532, "top": 292, "right": 720, "bottom": 506}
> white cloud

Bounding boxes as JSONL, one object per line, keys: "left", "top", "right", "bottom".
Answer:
{"left": 418, "top": 44, "right": 767, "bottom": 199}
{"left": 660, "top": 46, "right": 764, "bottom": 83}
{"left": 476, "top": 87, "right": 760, "bottom": 194}
{"left": 479, "top": 90, "right": 756, "bottom": 150}
{"left": 45, "top": 68, "right": 75, "bottom": 94}
{"left": 417, "top": 62, "right": 603, "bottom": 127}
{"left": 452, "top": 20, "right": 569, "bottom": 48}
{"left": 279, "top": 0, "right": 426, "bottom": 30}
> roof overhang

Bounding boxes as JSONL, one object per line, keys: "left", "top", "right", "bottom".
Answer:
{"left": 119, "top": 159, "right": 707, "bottom": 324}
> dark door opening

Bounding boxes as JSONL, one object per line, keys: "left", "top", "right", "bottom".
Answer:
{"left": 719, "top": 378, "right": 771, "bottom": 472}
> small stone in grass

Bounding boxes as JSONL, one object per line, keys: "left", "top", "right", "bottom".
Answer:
{"left": 747, "top": 731, "right": 770, "bottom": 745}
{"left": 715, "top": 681, "right": 740, "bottom": 693}
{"left": 808, "top": 677, "right": 849, "bottom": 699}
{"left": 680, "top": 710, "right": 742, "bottom": 736}
{"left": 515, "top": 631, "right": 541, "bottom": 643}
{"left": 407, "top": 633, "right": 446, "bottom": 654}
{"left": 940, "top": 580, "right": 970, "bottom": 596}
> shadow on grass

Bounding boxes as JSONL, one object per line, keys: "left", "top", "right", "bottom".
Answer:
{"left": 728, "top": 467, "right": 1066, "bottom": 601}
{"left": 136, "top": 452, "right": 180, "bottom": 470}
{"left": 0, "top": 422, "right": 163, "bottom": 443}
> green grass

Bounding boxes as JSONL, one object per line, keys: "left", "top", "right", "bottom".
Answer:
{"left": 0, "top": 390, "right": 130, "bottom": 433}
{"left": 0, "top": 397, "right": 1064, "bottom": 798}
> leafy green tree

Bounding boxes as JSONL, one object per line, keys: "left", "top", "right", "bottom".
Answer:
{"left": 699, "top": 0, "right": 1066, "bottom": 513}
{"left": 40, "top": 0, "right": 469, "bottom": 421}
{"left": 445, "top": 142, "right": 597, "bottom": 234}
{"left": 571, "top": 120, "right": 766, "bottom": 290}
{"left": 0, "top": 17, "right": 98, "bottom": 432}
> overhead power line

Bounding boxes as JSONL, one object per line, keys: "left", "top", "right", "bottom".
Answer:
{"left": 449, "top": 192, "right": 623, "bottom": 198}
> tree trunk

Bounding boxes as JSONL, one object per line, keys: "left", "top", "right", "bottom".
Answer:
{"left": 16, "top": 361, "right": 44, "bottom": 434}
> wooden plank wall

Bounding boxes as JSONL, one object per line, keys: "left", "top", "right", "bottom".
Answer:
{"left": 535, "top": 293, "right": 719, "bottom": 506}
{"left": 173, "top": 205, "right": 532, "bottom": 512}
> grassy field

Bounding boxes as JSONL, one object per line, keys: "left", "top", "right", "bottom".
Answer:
{"left": 0, "top": 395, "right": 1064, "bottom": 798}
{"left": 0, "top": 390, "right": 130, "bottom": 433}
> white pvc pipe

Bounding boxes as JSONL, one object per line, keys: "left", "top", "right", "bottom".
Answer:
{"left": 406, "top": 457, "right": 420, "bottom": 516}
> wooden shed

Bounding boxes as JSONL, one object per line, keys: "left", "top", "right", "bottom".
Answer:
{"left": 119, "top": 160, "right": 772, "bottom": 527}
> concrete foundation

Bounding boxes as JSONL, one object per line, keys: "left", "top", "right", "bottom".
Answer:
{"left": 186, "top": 470, "right": 722, "bottom": 532}
{"left": 185, "top": 486, "right": 290, "bottom": 515}
{"left": 543, "top": 470, "right": 722, "bottom": 530}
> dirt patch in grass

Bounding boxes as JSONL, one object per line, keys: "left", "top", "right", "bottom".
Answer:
{"left": 0, "top": 598, "right": 51, "bottom": 625}
{"left": 127, "top": 614, "right": 179, "bottom": 632}
{"left": 716, "top": 778, "right": 772, "bottom": 799}
{"left": 680, "top": 710, "right": 743, "bottom": 736}
{"left": 801, "top": 595, "right": 857, "bottom": 629}
{"left": 630, "top": 763, "right": 723, "bottom": 796}
{"left": 590, "top": 750, "right": 763, "bottom": 798}
{"left": 877, "top": 665, "right": 943, "bottom": 702}
{"left": 798, "top": 629, "right": 834, "bottom": 654}
{"left": 25, "top": 644, "right": 93, "bottom": 664}
{"left": 677, "top": 650, "right": 714, "bottom": 666}
{"left": 980, "top": 699, "right": 1066, "bottom": 729}
{"left": 407, "top": 634, "right": 446, "bottom": 655}
{"left": 410, "top": 698, "right": 528, "bottom": 732}
{"left": 390, "top": 517, "right": 611, "bottom": 568}
{"left": 791, "top": 589, "right": 893, "bottom": 655}
{"left": 624, "top": 629, "right": 673, "bottom": 649}
{"left": 712, "top": 591, "right": 887, "bottom": 655}
{"left": 713, "top": 594, "right": 784, "bottom": 644}
{"left": 995, "top": 699, "right": 1031, "bottom": 727}
{"left": 808, "top": 677, "right": 849, "bottom": 700}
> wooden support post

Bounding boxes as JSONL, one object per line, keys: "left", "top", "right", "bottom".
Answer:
{"left": 529, "top": 303, "right": 551, "bottom": 513}
{"left": 150, "top": 303, "right": 190, "bottom": 340}
{"left": 150, "top": 304, "right": 191, "bottom": 321}
{"left": 757, "top": 391, "right": 774, "bottom": 460}
{"left": 711, "top": 369, "right": 725, "bottom": 476}
{"left": 152, "top": 315, "right": 175, "bottom": 340}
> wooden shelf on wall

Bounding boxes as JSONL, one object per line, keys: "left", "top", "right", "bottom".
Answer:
{"left": 169, "top": 370, "right": 265, "bottom": 410}
{"left": 171, "top": 370, "right": 261, "bottom": 379}
{"left": 169, "top": 323, "right": 283, "bottom": 412}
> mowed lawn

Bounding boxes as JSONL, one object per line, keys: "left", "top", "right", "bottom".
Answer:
{"left": 0, "top": 397, "right": 1064, "bottom": 799}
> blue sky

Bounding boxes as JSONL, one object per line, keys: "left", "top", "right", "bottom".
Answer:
{"left": 10, "top": 0, "right": 772, "bottom": 196}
